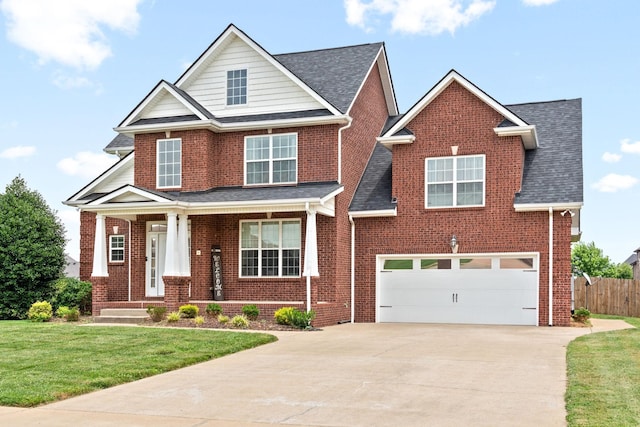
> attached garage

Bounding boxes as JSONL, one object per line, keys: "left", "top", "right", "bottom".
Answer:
{"left": 377, "top": 254, "right": 539, "bottom": 326}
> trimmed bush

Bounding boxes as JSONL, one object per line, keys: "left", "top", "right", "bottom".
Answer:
{"left": 27, "top": 301, "right": 53, "bottom": 322}
{"left": 231, "top": 314, "right": 249, "bottom": 329}
{"left": 205, "top": 303, "right": 222, "bottom": 316}
{"left": 242, "top": 304, "right": 259, "bottom": 320}
{"left": 51, "top": 278, "right": 92, "bottom": 314}
{"left": 167, "top": 311, "right": 180, "bottom": 322}
{"left": 573, "top": 307, "right": 591, "bottom": 323}
{"left": 56, "top": 306, "right": 79, "bottom": 321}
{"left": 218, "top": 314, "right": 229, "bottom": 324}
{"left": 178, "top": 304, "right": 199, "bottom": 318}
{"left": 193, "top": 315, "right": 205, "bottom": 326}
{"left": 146, "top": 305, "right": 167, "bottom": 322}
{"left": 274, "top": 306, "right": 316, "bottom": 329}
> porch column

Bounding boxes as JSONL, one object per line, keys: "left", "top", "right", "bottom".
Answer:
{"left": 303, "top": 208, "right": 319, "bottom": 313}
{"left": 177, "top": 214, "right": 190, "bottom": 276}
{"left": 163, "top": 212, "right": 179, "bottom": 276}
{"left": 91, "top": 214, "right": 108, "bottom": 277}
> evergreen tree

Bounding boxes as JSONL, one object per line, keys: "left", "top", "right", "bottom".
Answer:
{"left": 0, "top": 177, "right": 66, "bottom": 319}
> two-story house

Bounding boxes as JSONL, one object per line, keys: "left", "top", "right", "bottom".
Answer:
{"left": 65, "top": 24, "right": 583, "bottom": 327}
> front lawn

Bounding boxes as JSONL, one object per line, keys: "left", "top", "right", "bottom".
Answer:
{"left": 0, "top": 321, "right": 277, "bottom": 407}
{"left": 566, "top": 315, "right": 640, "bottom": 426}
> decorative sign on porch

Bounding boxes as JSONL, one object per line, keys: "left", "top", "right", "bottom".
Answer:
{"left": 211, "top": 245, "right": 224, "bottom": 301}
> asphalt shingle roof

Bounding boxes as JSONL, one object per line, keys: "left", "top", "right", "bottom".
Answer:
{"left": 104, "top": 133, "right": 133, "bottom": 152}
{"left": 508, "top": 98, "right": 583, "bottom": 206}
{"left": 275, "top": 43, "right": 384, "bottom": 113}
{"left": 349, "top": 143, "right": 394, "bottom": 212}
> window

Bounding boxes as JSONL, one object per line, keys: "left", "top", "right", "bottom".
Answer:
{"left": 227, "top": 69, "right": 247, "bottom": 105}
{"left": 383, "top": 259, "right": 413, "bottom": 270}
{"left": 240, "top": 219, "right": 301, "bottom": 277}
{"left": 157, "top": 138, "right": 181, "bottom": 188}
{"left": 425, "top": 155, "right": 485, "bottom": 208}
{"left": 245, "top": 133, "right": 297, "bottom": 185}
{"left": 421, "top": 259, "right": 452, "bottom": 270}
{"left": 500, "top": 258, "right": 534, "bottom": 269}
{"left": 109, "top": 235, "right": 125, "bottom": 263}
{"left": 460, "top": 258, "right": 491, "bottom": 269}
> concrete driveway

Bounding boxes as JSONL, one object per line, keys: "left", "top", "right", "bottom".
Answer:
{"left": 0, "top": 319, "right": 631, "bottom": 426}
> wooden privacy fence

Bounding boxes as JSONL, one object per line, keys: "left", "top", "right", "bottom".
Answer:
{"left": 574, "top": 277, "right": 640, "bottom": 317}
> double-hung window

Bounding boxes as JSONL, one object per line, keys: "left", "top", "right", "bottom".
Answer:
{"left": 157, "top": 138, "right": 181, "bottom": 188}
{"left": 227, "top": 69, "right": 247, "bottom": 105}
{"left": 109, "top": 235, "right": 125, "bottom": 263}
{"left": 240, "top": 220, "right": 301, "bottom": 277}
{"left": 425, "top": 155, "right": 485, "bottom": 208}
{"left": 245, "top": 133, "right": 297, "bottom": 185}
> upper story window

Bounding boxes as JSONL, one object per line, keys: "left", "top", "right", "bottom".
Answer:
{"left": 425, "top": 155, "right": 485, "bottom": 208}
{"left": 157, "top": 138, "right": 181, "bottom": 188}
{"left": 245, "top": 133, "right": 297, "bottom": 185}
{"left": 227, "top": 69, "right": 247, "bottom": 105}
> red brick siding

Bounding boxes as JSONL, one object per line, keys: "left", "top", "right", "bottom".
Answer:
{"left": 353, "top": 82, "right": 573, "bottom": 326}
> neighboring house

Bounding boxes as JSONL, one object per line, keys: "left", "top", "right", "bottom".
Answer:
{"left": 64, "top": 254, "right": 80, "bottom": 278}
{"left": 624, "top": 247, "right": 640, "bottom": 280}
{"left": 65, "top": 24, "right": 583, "bottom": 327}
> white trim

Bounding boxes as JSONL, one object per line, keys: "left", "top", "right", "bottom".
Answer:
{"left": 156, "top": 138, "right": 182, "bottom": 189}
{"left": 87, "top": 185, "right": 173, "bottom": 206}
{"left": 425, "top": 154, "right": 486, "bottom": 209}
{"left": 376, "top": 134, "right": 415, "bottom": 149}
{"left": 346, "top": 45, "right": 398, "bottom": 116}
{"left": 383, "top": 70, "right": 529, "bottom": 139}
{"left": 225, "top": 67, "right": 248, "bottom": 107}
{"left": 244, "top": 132, "right": 298, "bottom": 186}
{"left": 548, "top": 207, "right": 553, "bottom": 326}
{"left": 514, "top": 202, "right": 583, "bottom": 212}
{"left": 108, "top": 234, "right": 125, "bottom": 263}
{"left": 348, "top": 208, "right": 397, "bottom": 218}
{"left": 65, "top": 154, "right": 133, "bottom": 205}
{"left": 494, "top": 125, "right": 539, "bottom": 149}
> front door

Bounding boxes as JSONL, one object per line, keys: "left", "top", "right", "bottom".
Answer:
{"left": 146, "top": 231, "right": 166, "bottom": 297}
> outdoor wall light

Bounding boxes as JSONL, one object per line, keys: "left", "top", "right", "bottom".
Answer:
{"left": 450, "top": 235, "right": 458, "bottom": 254}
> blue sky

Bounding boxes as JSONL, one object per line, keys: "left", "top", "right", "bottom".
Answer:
{"left": 0, "top": 0, "right": 638, "bottom": 263}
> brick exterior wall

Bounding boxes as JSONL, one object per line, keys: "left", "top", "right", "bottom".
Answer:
{"left": 352, "top": 81, "right": 574, "bottom": 326}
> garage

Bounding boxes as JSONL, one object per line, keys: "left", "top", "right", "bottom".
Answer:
{"left": 377, "top": 254, "right": 539, "bottom": 326}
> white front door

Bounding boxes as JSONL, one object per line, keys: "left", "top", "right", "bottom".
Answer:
{"left": 146, "top": 231, "right": 167, "bottom": 297}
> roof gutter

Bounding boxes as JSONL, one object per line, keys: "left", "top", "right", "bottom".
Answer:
{"left": 494, "top": 125, "right": 538, "bottom": 149}
{"left": 513, "top": 202, "right": 583, "bottom": 212}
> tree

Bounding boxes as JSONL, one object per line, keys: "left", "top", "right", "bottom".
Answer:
{"left": 0, "top": 177, "right": 66, "bottom": 319}
{"left": 571, "top": 241, "right": 633, "bottom": 279}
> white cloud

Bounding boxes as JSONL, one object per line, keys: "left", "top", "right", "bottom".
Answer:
{"left": 57, "top": 151, "right": 117, "bottom": 179}
{"left": 602, "top": 152, "right": 621, "bottom": 163}
{"left": 522, "top": 0, "right": 559, "bottom": 5}
{"left": 344, "top": 0, "right": 496, "bottom": 35}
{"left": 1, "top": 0, "right": 142, "bottom": 70}
{"left": 592, "top": 173, "right": 639, "bottom": 193}
{"left": 621, "top": 138, "right": 640, "bottom": 155}
{"left": 0, "top": 145, "right": 36, "bottom": 159}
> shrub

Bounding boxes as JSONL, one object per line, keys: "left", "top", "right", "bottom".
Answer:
{"left": 242, "top": 304, "right": 259, "bottom": 320}
{"left": 56, "top": 306, "right": 79, "bottom": 321}
{"left": 178, "top": 304, "right": 199, "bottom": 318}
{"left": 167, "top": 311, "right": 180, "bottom": 322}
{"left": 217, "top": 314, "right": 229, "bottom": 324}
{"left": 274, "top": 306, "right": 316, "bottom": 329}
{"left": 573, "top": 307, "right": 591, "bottom": 323}
{"left": 193, "top": 315, "right": 205, "bottom": 327}
{"left": 230, "top": 314, "right": 249, "bottom": 329}
{"left": 51, "top": 278, "right": 92, "bottom": 314}
{"left": 146, "top": 305, "right": 167, "bottom": 322}
{"left": 27, "top": 301, "right": 53, "bottom": 322}
{"left": 205, "top": 303, "right": 222, "bottom": 316}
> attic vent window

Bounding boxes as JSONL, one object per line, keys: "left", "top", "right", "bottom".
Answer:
{"left": 227, "top": 69, "right": 247, "bottom": 105}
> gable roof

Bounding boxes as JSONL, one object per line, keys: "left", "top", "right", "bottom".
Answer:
{"left": 349, "top": 143, "right": 396, "bottom": 216}
{"left": 509, "top": 98, "right": 583, "bottom": 207}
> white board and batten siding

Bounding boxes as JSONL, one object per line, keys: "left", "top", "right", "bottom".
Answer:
{"left": 376, "top": 254, "right": 539, "bottom": 326}
{"left": 181, "top": 36, "right": 324, "bottom": 117}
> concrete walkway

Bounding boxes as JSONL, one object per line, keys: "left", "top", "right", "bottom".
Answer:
{"left": 0, "top": 319, "right": 632, "bottom": 426}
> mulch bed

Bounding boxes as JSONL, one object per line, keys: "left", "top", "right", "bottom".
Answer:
{"left": 141, "top": 316, "right": 303, "bottom": 331}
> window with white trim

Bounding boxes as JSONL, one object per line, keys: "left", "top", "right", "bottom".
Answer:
{"left": 245, "top": 133, "right": 297, "bottom": 185}
{"left": 227, "top": 69, "right": 247, "bottom": 105}
{"left": 109, "top": 235, "right": 125, "bottom": 263}
{"left": 425, "top": 155, "right": 485, "bottom": 208}
{"left": 240, "top": 219, "right": 301, "bottom": 277}
{"left": 157, "top": 138, "right": 181, "bottom": 188}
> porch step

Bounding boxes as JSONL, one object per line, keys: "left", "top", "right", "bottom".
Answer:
{"left": 94, "top": 308, "right": 149, "bottom": 324}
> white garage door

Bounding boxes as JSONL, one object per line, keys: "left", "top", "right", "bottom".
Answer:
{"left": 378, "top": 255, "right": 538, "bottom": 326}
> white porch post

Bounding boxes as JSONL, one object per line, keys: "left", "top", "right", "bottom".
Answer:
{"left": 164, "top": 212, "right": 180, "bottom": 276}
{"left": 177, "top": 214, "right": 190, "bottom": 276}
{"left": 303, "top": 207, "right": 319, "bottom": 313}
{"left": 91, "top": 214, "right": 108, "bottom": 277}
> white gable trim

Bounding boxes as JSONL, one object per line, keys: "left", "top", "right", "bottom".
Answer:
{"left": 376, "top": 134, "right": 415, "bottom": 148}
{"left": 65, "top": 154, "right": 134, "bottom": 205}
{"left": 494, "top": 124, "right": 539, "bottom": 149}
{"left": 383, "top": 70, "right": 531, "bottom": 139}
{"left": 175, "top": 24, "right": 342, "bottom": 116}
{"left": 347, "top": 45, "right": 398, "bottom": 116}
{"left": 119, "top": 81, "right": 209, "bottom": 128}
{"left": 88, "top": 185, "right": 173, "bottom": 206}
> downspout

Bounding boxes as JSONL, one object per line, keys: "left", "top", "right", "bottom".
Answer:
{"left": 548, "top": 207, "right": 553, "bottom": 326}
{"left": 349, "top": 214, "right": 355, "bottom": 323}
{"left": 126, "top": 219, "right": 132, "bottom": 302}
{"left": 337, "top": 117, "right": 353, "bottom": 184}
{"left": 305, "top": 202, "right": 311, "bottom": 313}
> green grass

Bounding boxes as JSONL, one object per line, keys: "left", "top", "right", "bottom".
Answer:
{"left": 0, "top": 321, "right": 277, "bottom": 407}
{"left": 566, "top": 315, "right": 640, "bottom": 426}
